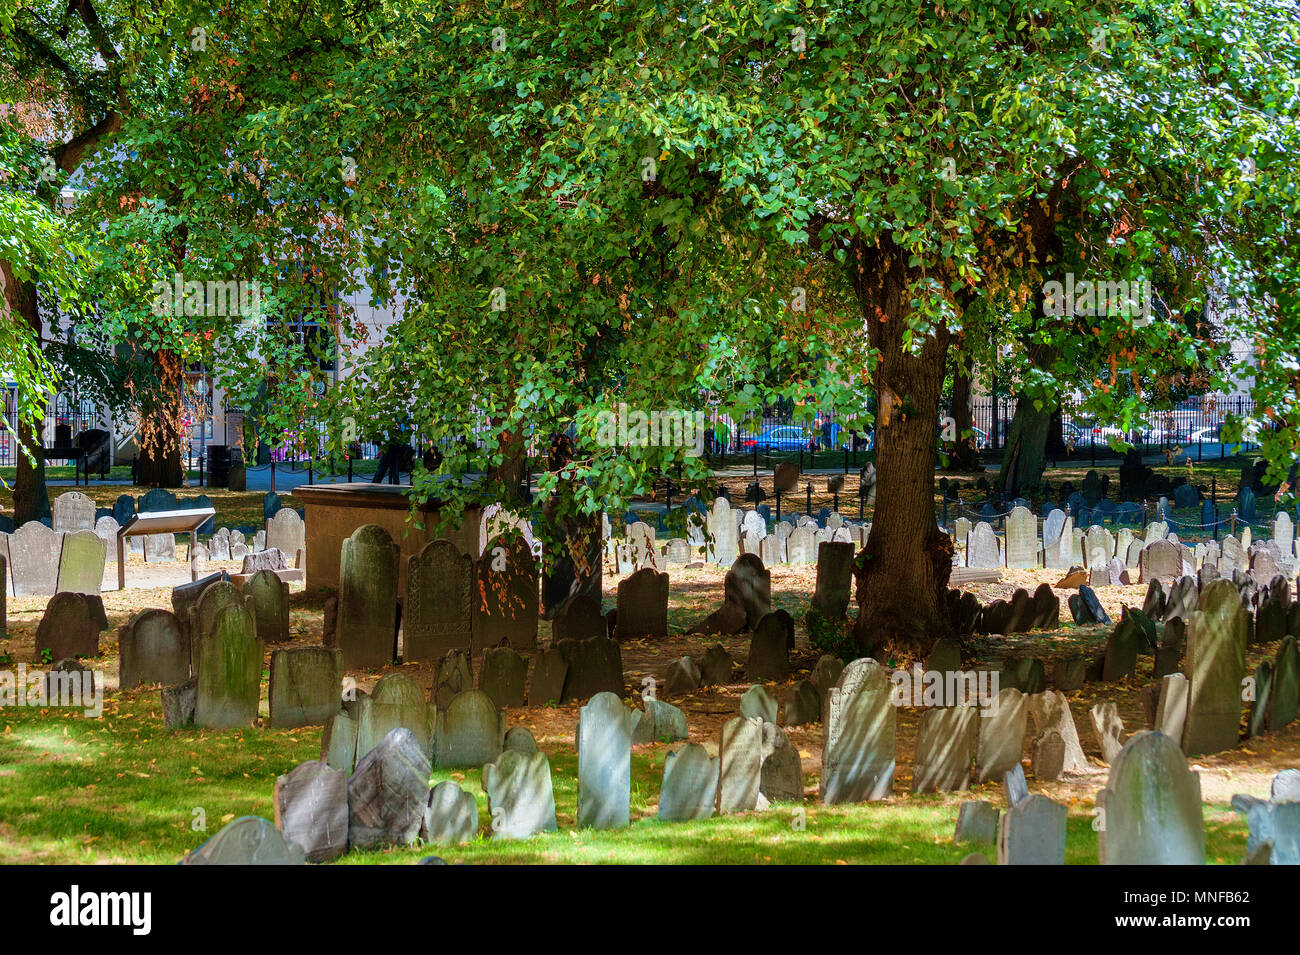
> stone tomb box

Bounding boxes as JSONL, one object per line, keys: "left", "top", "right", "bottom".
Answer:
{"left": 293, "top": 484, "right": 481, "bottom": 594}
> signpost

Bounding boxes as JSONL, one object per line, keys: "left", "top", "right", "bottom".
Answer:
{"left": 116, "top": 507, "right": 217, "bottom": 590}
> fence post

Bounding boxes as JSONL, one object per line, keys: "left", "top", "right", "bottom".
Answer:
{"left": 348, "top": 457, "right": 353, "bottom": 482}
{"left": 833, "top": 490, "right": 839, "bottom": 514}
{"left": 270, "top": 459, "right": 276, "bottom": 493}
{"left": 806, "top": 482, "right": 812, "bottom": 515}
{"left": 752, "top": 447, "right": 758, "bottom": 480}
{"left": 775, "top": 489, "right": 781, "bottom": 524}
{"left": 199, "top": 453, "right": 205, "bottom": 488}
{"left": 843, "top": 446, "right": 849, "bottom": 473}
{"left": 308, "top": 460, "right": 313, "bottom": 486}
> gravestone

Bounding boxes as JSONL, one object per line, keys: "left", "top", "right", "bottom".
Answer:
{"left": 912, "top": 705, "right": 978, "bottom": 793}
{"left": 188, "top": 579, "right": 246, "bottom": 675}
{"left": 9, "top": 521, "right": 63, "bottom": 596}
{"left": 337, "top": 524, "right": 400, "bottom": 669}
{"left": 433, "top": 649, "right": 473, "bottom": 710}
{"left": 421, "top": 781, "right": 479, "bottom": 846}
{"left": 615, "top": 567, "right": 669, "bottom": 640}
{"left": 759, "top": 722, "right": 803, "bottom": 803}
{"left": 997, "top": 793, "right": 1067, "bottom": 865}
{"left": 34, "top": 592, "right": 100, "bottom": 660}
{"left": 480, "top": 645, "right": 529, "bottom": 708}
{"left": 144, "top": 532, "right": 176, "bottom": 563}
{"left": 739, "top": 684, "right": 779, "bottom": 723}
{"left": 94, "top": 516, "right": 119, "bottom": 564}
{"left": 348, "top": 728, "right": 430, "bottom": 850}
{"left": 183, "top": 816, "right": 305, "bottom": 866}
{"left": 322, "top": 711, "right": 358, "bottom": 774}
{"left": 1005, "top": 506, "right": 1038, "bottom": 569}
{"left": 552, "top": 595, "right": 606, "bottom": 642}
{"left": 51, "top": 491, "right": 95, "bottom": 532}
{"left": 1028, "top": 690, "right": 1089, "bottom": 774}
{"left": 1268, "top": 636, "right": 1299, "bottom": 732}
{"left": 975, "top": 688, "right": 1028, "bottom": 784}
{"left": 810, "top": 541, "right": 855, "bottom": 620}
{"left": 786, "top": 525, "right": 816, "bottom": 565}
{"left": 529, "top": 648, "right": 568, "bottom": 706}
{"left": 556, "top": 635, "right": 624, "bottom": 702}
{"left": 246, "top": 569, "right": 290, "bottom": 645}
{"left": 725, "top": 553, "right": 771, "bottom": 628}
{"left": 112, "top": 494, "right": 137, "bottom": 527}
{"left": 504, "top": 726, "right": 539, "bottom": 754}
{"left": 630, "top": 698, "right": 688, "bottom": 744}
{"left": 474, "top": 536, "right": 539, "bottom": 650}
{"left": 119, "top": 609, "right": 188, "bottom": 690}
{"left": 403, "top": 539, "right": 473, "bottom": 663}
{"left": 266, "top": 507, "right": 306, "bottom": 558}
{"left": 576, "top": 691, "right": 633, "bottom": 828}
{"left": 717, "top": 716, "right": 763, "bottom": 813}
{"left": 955, "top": 801, "right": 1000, "bottom": 844}
{"left": 482, "top": 749, "right": 558, "bottom": 839}
{"left": 273, "top": 760, "right": 349, "bottom": 863}
{"left": 433, "top": 689, "right": 503, "bottom": 768}
{"left": 966, "top": 522, "right": 1000, "bottom": 569}
{"left": 821, "top": 659, "right": 896, "bottom": 803}
{"left": 747, "top": 612, "right": 791, "bottom": 682}
{"left": 700, "top": 643, "right": 734, "bottom": 686}
{"left": 707, "top": 497, "right": 739, "bottom": 566}
{"left": 162, "top": 679, "right": 197, "bottom": 729}
{"left": 269, "top": 647, "right": 344, "bottom": 728}
{"left": 194, "top": 603, "right": 263, "bottom": 729}
{"left": 1089, "top": 701, "right": 1126, "bottom": 763}
{"left": 1141, "top": 539, "right": 1183, "bottom": 583}
{"left": 1098, "top": 731, "right": 1205, "bottom": 864}
{"left": 664, "top": 655, "right": 701, "bottom": 696}
{"left": 659, "top": 743, "right": 719, "bottom": 821}
{"left": 1181, "top": 579, "right": 1247, "bottom": 756}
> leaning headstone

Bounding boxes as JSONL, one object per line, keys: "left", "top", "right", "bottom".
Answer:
{"left": 182, "top": 816, "right": 305, "bottom": 865}
{"left": 1028, "top": 690, "right": 1089, "bottom": 774}
{"left": 997, "top": 793, "right": 1067, "bottom": 865}
{"left": 659, "top": 743, "right": 719, "bottom": 821}
{"left": 955, "top": 800, "right": 1000, "bottom": 844}
{"left": 337, "top": 524, "right": 399, "bottom": 669}
{"left": 700, "top": 644, "right": 734, "bottom": 686}
{"left": 810, "top": 541, "right": 856, "bottom": 619}
{"left": 631, "top": 698, "right": 689, "bottom": 744}
{"left": 1269, "top": 637, "right": 1299, "bottom": 732}
{"left": 404, "top": 539, "right": 473, "bottom": 663}
{"left": 194, "top": 603, "right": 263, "bottom": 729}
{"left": 1098, "top": 731, "right": 1205, "bottom": 864}
{"left": 347, "top": 728, "right": 430, "bottom": 850}
{"left": 269, "top": 647, "right": 344, "bottom": 728}
{"left": 1155, "top": 672, "right": 1190, "bottom": 743}
{"left": 273, "top": 760, "right": 349, "bottom": 863}
{"left": 119, "top": 608, "right": 189, "bottom": 690}
{"left": 747, "top": 612, "right": 791, "bottom": 682}
{"left": 246, "top": 569, "right": 290, "bottom": 644}
{"left": 784, "top": 679, "right": 821, "bottom": 727}
{"left": 576, "top": 691, "right": 633, "bottom": 829}
{"left": 433, "top": 689, "right": 503, "bottom": 768}
{"left": 1089, "top": 701, "right": 1126, "bottom": 764}
{"left": 739, "top": 684, "right": 779, "bottom": 723}
{"left": 421, "top": 780, "right": 479, "bottom": 846}
{"left": 482, "top": 749, "right": 558, "bottom": 839}
{"left": 821, "top": 659, "right": 896, "bottom": 803}
{"left": 913, "top": 706, "right": 978, "bottom": 793}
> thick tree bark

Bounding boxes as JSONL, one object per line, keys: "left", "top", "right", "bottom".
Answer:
{"left": 996, "top": 397, "right": 1053, "bottom": 497}
{"left": 946, "top": 342, "right": 981, "bottom": 471}
{"left": 133, "top": 350, "right": 185, "bottom": 487}
{"left": 848, "top": 239, "right": 954, "bottom": 657}
{"left": 2, "top": 265, "right": 51, "bottom": 522}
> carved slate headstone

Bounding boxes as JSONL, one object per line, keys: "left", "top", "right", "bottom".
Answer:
{"left": 269, "top": 647, "right": 344, "bottom": 728}
{"left": 404, "top": 539, "right": 473, "bottom": 663}
{"left": 337, "top": 524, "right": 400, "bottom": 669}
{"left": 119, "top": 608, "right": 188, "bottom": 690}
{"left": 273, "top": 760, "right": 349, "bottom": 863}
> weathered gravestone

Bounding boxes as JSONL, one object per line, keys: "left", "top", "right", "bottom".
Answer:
{"left": 552, "top": 594, "right": 606, "bottom": 642}
{"left": 966, "top": 522, "right": 1000, "bottom": 569}
{"left": 1269, "top": 637, "right": 1299, "bottom": 732}
{"left": 94, "top": 516, "right": 119, "bottom": 565}
{"left": 482, "top": 749, "right": 558, "bottom": 839}
{"left": 1089, "top": 700, "right": 1126, "bottom": 764}
{"left": 337, "top": 524, "right": 400, "bottom": 669}
{"left": 474, "top": 535, "right": 539, "bottom": 651}
{"left": 480, "top": 644, "right": 528, "bottom": 708}
{"left": 51, "top": 491, "right": 95, "bottom": 533}
{"left": 1028, "top": 690, "right": 1089, "bottom": 774}
{"left": 34, "top": 592, "right": 101, "bottom": 660}
{"left": 576, "top": 691, "right": 633, "bottom": 829}
{"left": 997, "top": 793, "right": 1067, "bottom": 865}
{"left": 821, "top": 659, "right": 895, "bottom": 803}
{"left": 9, "top": 521, "right": 63, "bottom": 596}
{"left": 273, "top": 760, "right": 349, "bottom": 863}
{"left": 119, "top": 609, "right": 189, "bottom": 690}
{"left": 556, "top": 635, "right": 624, "bottom": 702}
{"left": 759, "top": 721, "right": 803, "bottom": 803}
{"left": 1181, "top": 578, "right": 1247, "bottom": 756}
{"left": 747, "top": 612, "right": 792, "bottom": 682}
{"left": 433, "top": 648, "right": 472, "bottom": 710}
{"left": 739, "top": 683, "right": 779, "bottom": 723}
{"left": 404, "top": 539, "right": 473, "bottom": 663}
{"left": 1141, "top": 539, "right": 1183, "bottom": 583}
{"left": 955, "top": 800, "right": 1000, "bottom": 844}
{"left": 615, "top": 567, "right": 669, "bottom": 640}
{"left": 56, "top": 529, "right": 104, "bottom": 595}
{"left": 421, "top": 780, "right": 479, "bottom": 846}
{"left": 1005, "top": 506, "right": 1038, "bottom": 569}
{"left": 266, "top": 507, "right": 306, "bottom": 558}
{"left": 529, "top": 648, "right": 568, "bottom": 706}
{"left": 246, "top": 569, "right": 290, "bottom": 644}
{"left": 912, "top": 706, "right": 978, "bottom": 793}
{"left": 195, "top": 603, "right": 263, "bottom": 729}
{"left": 348, "top": 728, "right": 430, "bottom": 850}
{"left": 1097, "top": 730, "right": 1204, "bottom": 864}
{"left": 725, "top": 553, "right": 771, "bottom": 628}
{"left": 269, "top": 647, "right": 344, "bottom": 728}
{"left": 434, "top": 689, "right": 503, "bottom": 768}
{"left": 706, "top": 497, "right": 739, "bottom": 566}
{"left": 659, "top": 743, "right": 719, "bottom": 821}
{"left": 975, "top": 688, "right": 1028, "bottom": 784}
{"left": 322, "top": 711, "right": 358, "bottom": 774}
{"left": 504, "top": 726, "right": 539, "bottom": 753}
{"left": 187, "top": 579, "right": 246, "bottom": 675}
{"left": 182, "top": 816, "right": 305, "bottom": 865}
{"left": 631, "top": 697, "right": 689, "bottom": 744}
{"left": 717, "top": 715, "right": 763, "bottom": 813}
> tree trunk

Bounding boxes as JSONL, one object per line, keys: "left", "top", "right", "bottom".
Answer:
{"left": 946, "top": 343, "right": 980, "bottom": 471}
{"left": 848, "top": 240, "right": 954, "bottom": 657}
{"left": 133, "top": 350, "right": 185, "bottom": 488}
{"left": 996, "top": 397, "right": 1053, "bottom": 498}
{"left": 2, "top": 267, "right": 50, "bottom": 523}
{"left": 135, "top": 432, "right": 184, "bottom": 487}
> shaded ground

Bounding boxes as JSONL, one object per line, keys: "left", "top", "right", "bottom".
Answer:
{"left": 0, "top": 556, "right": 1294, "bottom": 864}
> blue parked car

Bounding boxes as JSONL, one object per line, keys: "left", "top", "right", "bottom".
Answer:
{"left": 742, "top": 425, "right": 815, "bottom": 451}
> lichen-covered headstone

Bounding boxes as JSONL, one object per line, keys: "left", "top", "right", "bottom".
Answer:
{"left": 347, "top": 728, "right": 430, "bottom": 850}
{"left": 482, "top": 749, "right": 558, "bottom": 839}
{"left": 246, "top": 569, "right": 290, "bottom": 644}
{"left": 576, "top": 691, "right": 632, "bottom": 828}
{"left": 337, "top": 524, "right": 399, "bottom": 669}
{"left": 195, "top": 603, "right": 263, "bottom": 729}
{"left": 269, "top": 647, "right": 344, "bottom": 728}
{"left": 273, "top": 760, "right": 348, "bottom": 863}
{"left": 119, "top": 608, "right": 188, "bottom": 690}
{"left": 1098, "top": 731, "right": 1204, "bottom": 864}
{"left": 356, "top": 672, "right": 434, "bottom": 761}
{"left": 434, "top": 688, "right": 503, "bottom": 768}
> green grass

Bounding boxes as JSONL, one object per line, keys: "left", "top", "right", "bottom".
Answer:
{"left": 0, "top": 691, "right": 1250, "bottom": 864}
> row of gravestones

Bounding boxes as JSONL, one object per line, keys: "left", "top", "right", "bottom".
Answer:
{"left": 0, "top": 523, "right": 109, "bottom": 598}
{"left": 960, "top": 505, "right": 1297, "bottom": 581}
